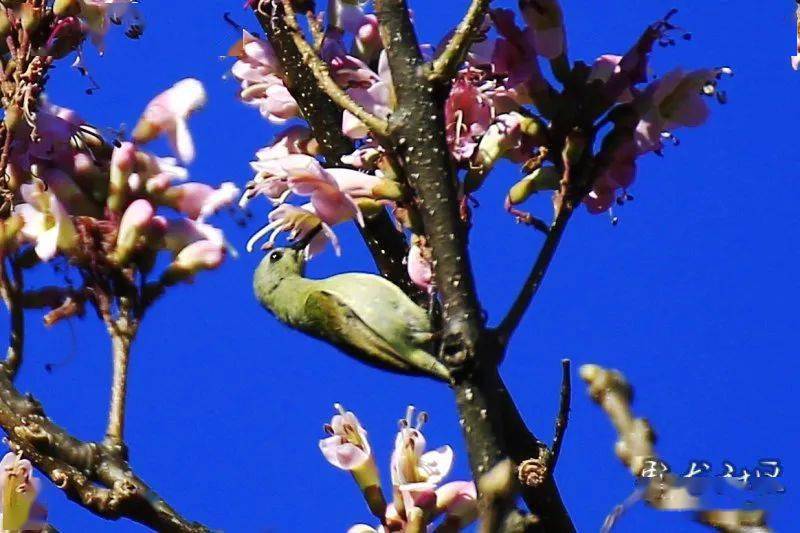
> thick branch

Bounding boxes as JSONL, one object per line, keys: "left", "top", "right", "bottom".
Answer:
{"left": 428, "top": 0, "right": 490, "bottom": 81}
{"left": 0, "top": 365, "right": 208, "bottom": 532}
{"left": 253, "top": 1, "right": 420, "bottom": 301}
{"left": 275, "top": 0, "right": 390, "bottom": 137}
{"left": 496, "top": 204, "right": 573, "bottom": 346}
{"left": 375, "top": 2, "right": 573, "bottom": 529}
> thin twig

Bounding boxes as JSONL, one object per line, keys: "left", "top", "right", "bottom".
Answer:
{"left": 496, "top": 205, "right": 574, "bottom": 346}
{"left": 0, "top": 256, "right": 24, "bottom": 378}
{"left": 104, "top": 318, "right": 136, "bottom": 449}
{"left": 273, "top": 0, "right": 390, "bottom": 136}
{"left": 428, "top": 0, "right": 490, "bottom": 81}
{"left": 549, "top": 359, "right": 570, "bottom": 469}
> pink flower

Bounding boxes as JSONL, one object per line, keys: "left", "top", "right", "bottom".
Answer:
{"left": 585, "top": 138, "right": 637, "bottom": 214}
{"left": 77, "top": 0, "right": 139, "bottom": 51}
{"left": 239, "top": 75, "right": 300, "bottom": 124}
{"left": 159, "top": 218, "right": 225, "bottom": 255}
{"left": 168, "top": 239, "right": 225, "bottom": 278}
{"left": 341, "top": 52, "right": 393, "bottom": 139}
{"left": 434, "top": 481, "right": 478, "bottom": 527}
{"left": 246, "top": 203, "right": 340, "bottom": 258}
{"left": 163, "top": 182, "right": 239, "bottom": 220}
{"left": 272, "top": 155, "right": 363, "bottom": 227}
{"left": 390, "top": 406, "right": 454, "bottom": 488}
{"left": 489, "top": 9, "right": 543, "bottom": 91}
{"left": 0, "top": 452, "right": 44, "bottom": 532}
{"left": 445, "top": 78, "right": 493, "bottom": 161}
{"left": 133, "top": 78, "right": 207, "bottom": 163}
{"left": 636, "top": 68, "right": 718, "bottom": 153}
{"left": 230, "top": 30, "right": 281, "bottom": 82}
{"left": 320, "top": 403, "right": 372, "bottom": 471}
{"left": 407, "top": 244, "right": 433, "bottom": 293}
{"left": 320, "top": 404, "right": 382, "bottom": 494}
{"left": 14, "top": 182, "right": 77, "bottom": 261}
{"left": 519, "top": 0, "right": 565, "bottom": 59}
{"left": 588, "top": 54, "right": 634, "bottom": 104}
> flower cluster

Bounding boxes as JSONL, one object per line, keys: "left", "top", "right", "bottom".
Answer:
{"left": 320, "top": 405, "right": 477, "bottom": 532}
{"left": 233, "top": 1, "right": 727, "bottom": 292}
{"left": 4, "top": 78, "right": 237, "bottom": 315}
{"left": 0, "top": 452, "right": 47, "bottom": 532}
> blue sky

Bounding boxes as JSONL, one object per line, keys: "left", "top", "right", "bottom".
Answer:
{"left": 5, "top": 0, "right": 798, "bottom": 530}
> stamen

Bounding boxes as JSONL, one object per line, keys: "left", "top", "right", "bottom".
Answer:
{"left": 416, "top": 411, "right": 429, "bottom": 429}
{"left": 245, "top": 223, "right": 273, "bottom": 252}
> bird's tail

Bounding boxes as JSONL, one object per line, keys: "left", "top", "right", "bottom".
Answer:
{"left": 408, "top": 349, "right": 451, "bottom": 382}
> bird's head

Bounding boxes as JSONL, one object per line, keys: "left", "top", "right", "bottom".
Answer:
{"left": 253, "top": 247, "right": 306, "bottom": 299}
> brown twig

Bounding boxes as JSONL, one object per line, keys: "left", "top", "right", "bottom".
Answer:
{"left": 252, "top": 0, "right": 420, "bottom": 302}
{"left": 549, "top": 359, "right": 570, "bottom": 469}
{"left": 272, "top": 0, "right": 390, "bottom": 136}
{"left": 104, "top": 318, "right": 136, "bottom": 449}
{"left": 0, "top": 256, "right": 24, "bottom": 378}
{"left": 428, "top": 0, "right": 490, "bottom": 81}
{"left": 495, "top": 204, "right": 573, "bottom": 347}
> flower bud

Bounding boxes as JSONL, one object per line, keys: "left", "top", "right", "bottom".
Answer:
{"left": 113, "top": 199, "right": 154, "bottom": 265}
{"left": 108, "top": 142, "right": 137, "bottom": 213}
{"left": 0, "top": 215, "right": 23, "bottom": 249}
{"left": 507, "top": 166, "right": 561, "bottom": 206}
{"left": 20, "top": 4, "right": 42, "bottom": 33}
{"left": 162, "top": 240, "right": 224, "bottom": 284}
{"left": 53, "top": 0, "right": 81, "bottom": 16}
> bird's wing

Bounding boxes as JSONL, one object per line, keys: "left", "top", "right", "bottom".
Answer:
{"left": 322, "top": 273, "right": 433, "bottom": 347}
{"left": 303, "top": 289, "right": 418, "bottom": 375}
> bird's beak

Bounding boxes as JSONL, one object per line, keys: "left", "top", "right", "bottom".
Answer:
{"left": 290, "top": 223, "right": 324, "bottom": 252}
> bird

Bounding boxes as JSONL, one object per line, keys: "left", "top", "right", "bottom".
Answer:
{"left": 253, "top": 247, "right": 450, "bottom": 382}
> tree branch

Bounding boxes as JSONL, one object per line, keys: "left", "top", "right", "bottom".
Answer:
{"left": 0, "top": 256, "right": 23, "bottom": 378}
{"left": 104, "top": 319, "right": 136, "bottom": 450}
{"left": 0, "top": 364, "right": 208, "bottom": 532}
{"left": 495, "top": 204, "right": 573, "bottom": 347}
{"left": 549, "top": 359, "right": 570, "bottom": 469}
{"left": 428, "top": 0, "right": 491, "bottom": 81}
{"left": 581, "top": 364, "right": 770, "bottom": 532}
{"left": 273, "top": 0, "right": 390, "bottom": 137}
{"left": 252, "top": 0, "right": 421, "bottom": 302}
{"left": 374, "top": 2, "right": 573, "bottom": 529}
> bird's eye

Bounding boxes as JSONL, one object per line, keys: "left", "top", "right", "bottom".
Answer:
{"left": 269, "top": 250, "right": 284, "bottom": 263}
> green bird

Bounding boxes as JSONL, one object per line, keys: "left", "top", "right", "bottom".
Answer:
{"left": 253, "top": 247, "right": 450, "bottom": 382}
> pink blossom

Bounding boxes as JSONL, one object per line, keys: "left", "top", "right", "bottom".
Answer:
{"left": 489, "top": 9, "right": 543, "bottom": 91}
{"left": 246, "top": 203, "right": 340, "bottom": 258}
{"left": 636, "top": 68, "right": 717, "bottom": 153}
{"left": 329, "top": 0, "right": 368, "bottom": 34}
{"left": 341, "top": 52, "right": 393, "bottom": 139}
{"left": 445, "top": 78, "right": 492, "bottom": 161}
{"left": 78, "top": 0, "right": 138, "bottom": 50}
{"left": 163, "top": 182, "right": 239, "bottom": 220}
{"left": 230, "top": 30, "right": 281, "bottom": 82}
{"left": 169, "top": 239, "right": 225, "bottom": 276}
{"left": 434, "top": 481, "right": 478, "bottom": 526}
{"left": 0, "top": 452, "right": 44, "bottom": 532}
{"left": 390, "top": 406, "right": 454, "bottom": 488}
{"left": 519, "top": 0, "right": 565, "bottom": 59}
{"left": 588, "top": 54, "right": 634, "bottom": 104}
{"left": 238, "top": 75, "right": 300, "bottom": 125}
{"left": 133, "top": 78, "right": 207, "bottom": 163}
{"left": 585, "top": 138, "right": 637, "bottom": 214}
{"left": 262, "top": 155, "right": 363, "bottom": 227}
{"left": 320, "top": 403, "right": 372, "bottom": 471}
{"left": 407, "top": 244, "right": 433, "bottom": 293}
{"left": 14, "top": 182, "right": 77, "bottom": 261}
{"left": 160, "top": 218, "right": 225, "bottom": 255}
